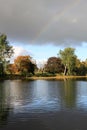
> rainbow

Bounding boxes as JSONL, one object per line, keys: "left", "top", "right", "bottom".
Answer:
{"left": 32, "top": 0, "right": 80, "bottom": 43}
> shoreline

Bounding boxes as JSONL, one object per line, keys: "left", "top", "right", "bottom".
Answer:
{"left": 25, "top": 75, "right": 87, "bottom": 80}
{"left": 0, "top": 75, "right": 87, "bottom": 80}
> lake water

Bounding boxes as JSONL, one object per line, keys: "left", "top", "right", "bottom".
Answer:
{"left": 0, "top": 79, "right": 87, "bottom": 130}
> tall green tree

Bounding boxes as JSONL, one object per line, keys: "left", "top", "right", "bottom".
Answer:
{"left": 0, "top": 34, "right": 14, "bottom": 74}
{"left": 59, "top": 47, "right": 77, "bottom": 75}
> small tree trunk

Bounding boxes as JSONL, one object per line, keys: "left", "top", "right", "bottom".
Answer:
{"left": 64, "top": 65, "right": 67, "bottom": 75}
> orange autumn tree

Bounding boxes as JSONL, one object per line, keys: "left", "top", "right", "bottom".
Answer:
{"left": 13, "top": 55, "right": 36, "bottom": 75}
{"left": 7, "top": 64, "right": 17, "bottom": 74}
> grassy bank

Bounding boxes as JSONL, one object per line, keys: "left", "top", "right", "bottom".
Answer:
{"left": 0, "top": 74, "right": 87, "bottom": 80}
{"left": 25, "top": 75, "right": 87, "bottom": 80}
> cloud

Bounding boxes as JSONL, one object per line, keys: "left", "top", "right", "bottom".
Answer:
{"left": 13, "top": 46, "right": 29, "bottom": 56}
{"left": 36, "top": 59, "right": 47, "bottom": 68}
{"left": 11, "top": 46, "right": 47, "bottom": 67}
{"left": 10, "top": 46, "right": 32, "bottom": 63}
{"left": 0, "top": 0, "right": 87, "bottom": 46}
{"left": 71, "top": 18, "right": 78, "bottom": 23}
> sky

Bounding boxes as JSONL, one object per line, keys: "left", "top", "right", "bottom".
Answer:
{"left": 0, "top": 0, "right": 87, "bottom": 66}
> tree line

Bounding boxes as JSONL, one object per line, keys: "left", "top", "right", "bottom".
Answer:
{"left": 45, "top": 48, "right": 87, "bottom": 76}
{"left": 0, "top": 33, "right": 87, "bottom": 77}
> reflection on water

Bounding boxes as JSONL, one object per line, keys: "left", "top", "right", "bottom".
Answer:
{"left": 3, "top": 80, "right": 64, "bottom": 113}
{"left": 0, "top": 79, "right": 87, "bottom": 129}
{"left": 0, "top": 82, "right": 10, "bottom": 126}
{"left": 63, "top": 79, "right": 76, "bottom": 108}
{"left": 76, "top": 81, "right": 87, "bottom": 110}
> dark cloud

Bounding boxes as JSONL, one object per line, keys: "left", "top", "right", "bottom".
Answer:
{"left": 0, "top": 0, "right": 87, "bottom": 46}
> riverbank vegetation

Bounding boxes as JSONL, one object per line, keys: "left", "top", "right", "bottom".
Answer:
{"left": 0, "top": 33, "right": 87, "bottom": 79}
